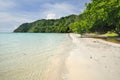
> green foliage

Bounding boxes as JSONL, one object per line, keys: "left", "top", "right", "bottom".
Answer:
{"left": 70, "top": 20, "right": 88, "bottom": 35}
{"left": 83, "top": 0, "right": 120, "bottom": 34}
{"left": 102, "top": 31, "right": 118, "bottom": 37}
{"left": 70, "top": 0, "right": 120, "bottom": 35}
{"left": 14, "top": 0, "right": 120, "bottom": 36}
{"left": 14, "top": 15, "right": 79, "bottom": 33}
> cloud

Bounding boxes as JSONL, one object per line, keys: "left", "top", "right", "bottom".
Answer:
{"left": 0, "top": 0, "right": 91, "bottom": 32}
{"left": 0, "top": 0, "right": 17, "bottom": 11}
{"left": 46, "top": 13, "right": 56, "bottom": 19}
{"left": 44, "top": 3, "right": 74, "bottom": 11}
{"left": 42, "top": 2, "right": 79, "bottom": 19}
{"left": 0, "top": 12, "right": 33, "bottom": 32}
{"left": 0, "top": 12, "right": 32, "bottom": 23}
{"left": 0, "top": 2, "right": 79, "bottom": 32}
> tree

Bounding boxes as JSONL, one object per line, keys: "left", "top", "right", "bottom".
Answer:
{"left": 70, "top": 21, "right": 88, "bottom": 37}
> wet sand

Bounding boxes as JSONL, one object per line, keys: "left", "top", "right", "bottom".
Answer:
{"left": 31, "top": 33, "right": 120, "bottom": 80}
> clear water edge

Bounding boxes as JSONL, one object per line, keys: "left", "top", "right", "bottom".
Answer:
{"left": 0, "top": 33, "right": 73, "bottom": 80}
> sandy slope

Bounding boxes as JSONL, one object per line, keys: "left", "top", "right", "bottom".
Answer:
{"left": 44, "top": 34, "right": 73, "bottom": 80}
{"left": 66, "top": 33, "right": 120, "bottom": 80}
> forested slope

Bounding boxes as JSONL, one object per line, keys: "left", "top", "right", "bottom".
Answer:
{"left": 14, "top": 14, "right": 79, "bottom": 33}
{"left": 14, "top": 0, "right": 120, "bottom": 36}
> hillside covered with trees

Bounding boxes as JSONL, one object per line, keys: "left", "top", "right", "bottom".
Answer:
{"left": 14, "top": 14, "right": 80, "bottom": 33}
{"left": 14, "top": 0, "right": 120, "bottom": 36}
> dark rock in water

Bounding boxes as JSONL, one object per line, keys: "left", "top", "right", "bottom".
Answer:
{"left": 90, "top": 56, "right": 92, "bottom": 59}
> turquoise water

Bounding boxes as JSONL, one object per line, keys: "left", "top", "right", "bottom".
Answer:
{"left": 0, "top": 33, "right": 70, "bottom": 80}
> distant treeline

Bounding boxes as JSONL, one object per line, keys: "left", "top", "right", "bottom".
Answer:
{"left": 14, "top": 0, "right": 120, "bottom": 36}
{"left": 14, "top": 15, "right": 79, "bottom": 33}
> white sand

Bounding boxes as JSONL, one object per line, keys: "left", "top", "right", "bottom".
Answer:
{"left": 66, "top": 33, "right": 120, "bottom": 80}
{"left": 44, "top": 36, "right": 73, "bottom": 80}
{"left": 44, "top": 33, "right": 120, "bottom": 80}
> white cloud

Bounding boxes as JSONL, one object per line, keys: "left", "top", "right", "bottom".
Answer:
{"left": 0, "top": 2, "right": 79, "bottom": 32}
{"left": 0, "top": 13, "right": 31, "bottom": 23}
{"left": 45, "top": 3, "right": 74, "bottom": 10}
{"left": 41, "top": 2, "right": 78, "bottom": 19}
{"left": 46, "top": 13, "right": 56, "bottom": 19}
{"left": 0, "top": 0, "right": 16, "bottom": 11}
{"left": 0, "top": 12, "right": 33, "bottom": 32}
{"left": 0, "top": 0, "right": 88, "bottom": 32}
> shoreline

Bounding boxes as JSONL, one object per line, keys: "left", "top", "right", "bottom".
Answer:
{"left": 44, "top": 34, "right": 74, "bottom": 80}
{"left": 40, "top": 33, "right": 120, "bottom": 80}
{"left": 66, "top": 33, "right": 120, "bottom": 80}
{"left": 1, "top": 33, "right": 120, "bottom": 80}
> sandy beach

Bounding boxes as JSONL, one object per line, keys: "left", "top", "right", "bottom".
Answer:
{"left": 1, "top": 33, "right": 120, "bottom": 80}
{"left": 66, "top": 33, "right": 120, "bottom": 80}
{"left": 43, "top": 33, "right": 120, "bottom": 80}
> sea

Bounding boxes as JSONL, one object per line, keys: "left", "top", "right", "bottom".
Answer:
{"left": 0, "top": 33, "right": 72, "bottom": 80}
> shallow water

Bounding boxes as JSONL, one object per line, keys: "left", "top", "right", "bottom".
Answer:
{"left": 0, "top": 33, "right": 70, "bottom": 80}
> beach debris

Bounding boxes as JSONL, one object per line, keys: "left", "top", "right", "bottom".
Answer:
{"left": 90, "top": 56, "right": 92, "bottom": 59}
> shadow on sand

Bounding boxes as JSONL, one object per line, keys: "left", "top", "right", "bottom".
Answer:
{"left": 81, "top": 34, "right": 120, "bottom": 44}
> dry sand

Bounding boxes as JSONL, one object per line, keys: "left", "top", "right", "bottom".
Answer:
{"left": 66, "top": 33, "right": 120, "bottom": 80}
{"left": 44, "top": 33, "right": 120, "bottom": 80}
{"left": 44, "top": 35, "right": 73, "bottom": 80}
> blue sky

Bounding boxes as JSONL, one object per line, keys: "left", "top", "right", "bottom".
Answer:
{"left": 0, "top": 0, "right": 91, "bottom": 32}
